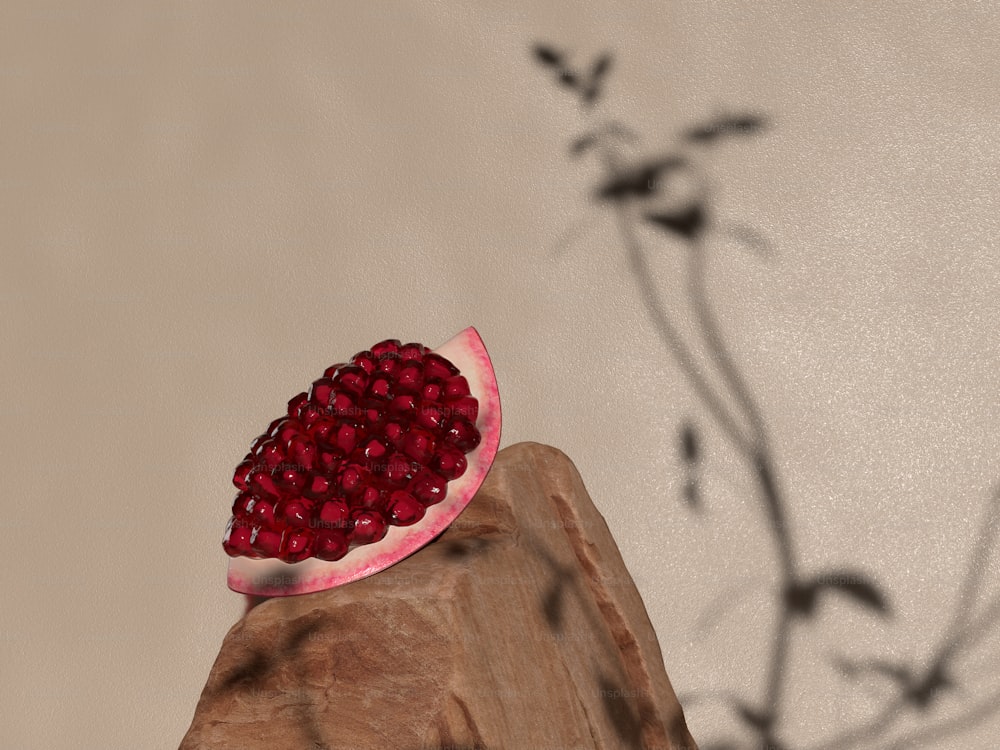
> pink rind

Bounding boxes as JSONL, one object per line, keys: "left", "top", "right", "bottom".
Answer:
{"left": 226, "top": 326, "right": 502, "bottom": 596}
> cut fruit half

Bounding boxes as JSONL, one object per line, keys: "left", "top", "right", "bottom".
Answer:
{"left": 225, "top": 327, "right": 501, "bottom": 596}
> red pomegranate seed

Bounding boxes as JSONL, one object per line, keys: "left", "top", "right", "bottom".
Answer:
{"left": 376, "top": 356, "right": 400, "bottom": 377}
{"left": 287, "top": 435, "right": 316, "bottom": 470}
{"left": 421, "top": 382, "right": 442, "bottom": 402}
{"left": 402, "top": 428, "right": 435, "bottom": 464}
{"left": 322, "top": 362, "right": 347, "bottom": 379}
{"left": 396, "top": 361, "right": 422, "bottom": 392}
{"left": 351, "top": 351, "right": 376, "bottom": 375}
{"left": 308, "top": 416, "right": 337, "bottom": 447}
{"left": 371, "top": 339, "right": 401, "bottom": 359}
{"left": 366, "top": 374, "right": 393, "bottom": 400}
{"left": 332, "top": 365, "right": 367, "bottom": 396}
{"left": 223, "top": 519, "right": 253, "bottom": 556}
{"left": 334, "top": 423, "right": 359, "bottom": 454}
{"left": 415, "top": 403, "right": 445, "bottom": 431}
{"left": 317, "top": 499, "right": 350, "bottom": 529}
{"left": 399, "top": 342, "right": 426, "bottom": 361}
{"left": 250, "top": 470, "right": 280, "bottom": 500}
{"left": 383, "top": 453, "right": 414, "bottom": 485}
{"left": 388, "top": 490, "right": 425, "bottom": 525}
{"left": 233, "top": 458, "right": 256, "bottom": 491}
{"left": 276, "top": 467, "right": 306, "bottom": 493}
{"left": 250, "top": 526, "right": 282, "bottom": 556}
{"left": 317, "top": 450, "right": 341, "bottom": 474}
{"left": 232, "top": 492, "right": 256, "bottom": 520}
{"left": 278, "top": 498, "right": 312, "bottom": 527}
{"left": 280, "top": 528, "right": 315, "bottom": 562}
{"left": 432, "top": 447, "right": 467, "bottom": 480}
{"left": 303, "top": 474, "right": 331, "bottom": 500}
{"left": 251, "top": 498, "right": 275, "bottom": 526}
{"left": 423, "top": 353, "right": 458, "bottom": 380}
{"left": 444, "top": 418, "right": 481, "bottom": 452}
{"left": 338, "top": 462, "right": 368, "bottom": 495}
{"left": 310, "top": 377, "right": 335, "bottom": 406}
{"left": 446, "top": 396, "right": 479, "bottom": 423}
{"left": 329, "top": 391, "right": 356, "bottom": 417}
{"left": 350, "top": 509, "right": 387, "bottom": 544}
{"left": 287, "top": 391, "right": 308, "bottom": 417}
{"left": 359, "top": 485, "right": 385, "bottom": 510}
{"left": 314, "top": 529, "right": 349, "bottom": 561}
{"left": 408, "top": 469, "right": 448, "bottom": 505}
{"left": 254, "top": 439, "right": 285, "bottom": 469}
{"left": 389, "top": 394, "right": 417, "bottom": 417}
{"left": 360, "top": 436, "right": 389, "bottom": 462}
{"left": 384, "top": 421, "right": 405, "bottom": 448}
{"left": 270, "top": 418, "right": 304, "bottom": 444}
{"left": 443, "top": 375, "right": 470, "bottom": 399}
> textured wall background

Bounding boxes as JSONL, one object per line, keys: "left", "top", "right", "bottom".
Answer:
{"left": 2, "top": 2, "right": 999, "bottom": 748}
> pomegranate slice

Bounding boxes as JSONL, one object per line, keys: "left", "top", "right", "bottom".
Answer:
{"left": 225, "top": 327, "right": 501, "bottom": 596}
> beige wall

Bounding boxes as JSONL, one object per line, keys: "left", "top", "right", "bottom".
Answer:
{"left": 3, "top": 2, "right": 999, "bottom": 748}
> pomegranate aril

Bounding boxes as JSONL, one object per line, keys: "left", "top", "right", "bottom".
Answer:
{"left": 276, "top": 467, "right": 306, "bottom": 493}
{"left": 359, "top": 485, "right": 385, "bottom": 510}
{"left": 384, "top": 452, "right": 415, "bottom": 485}
{"left": 350, "top": 509, "right": 388, "bottom": 544}
{"left": 371, "top": 339, "right": 401, "bottom": 359}
{"left": 384, "top": 421, "right": 405, "bottom": 448}
{"left": 270, "top": 418, "right": 304, "bottom": 445}
{"left": 444, "top": 417, "right": 481, "bottom": 452}
{"left": 332, "top": 365, "right": 368, "bottom": 396}
{"left": 317, "top": 450, "right": 341, "bottom": 475}
{"left": 423, "top": 353, "right": 458, "bottom": 380}
{"left": 314, "top": 529, "right": 349, "bottom": 561}
{"left": 421, "top": 382, "right": 443, "bottom": 402}
{"left": 233, "top": 458, "right": 256, "bottom": 491}
{"left": 388, "top": 490, "right": 425, "bottom": 526}
{"left": 250, "top": 470, "right": 280, "bottom": 500}
{"left": 432, "top": 446, "right": 468, "bottom": 481}
{"left": 223, "top": 519, "right": 254, "bottom": 557}
{"left": 446, "top": 395, "right": 479, "bottom": 423}
{"left": 360, "top": 436, "right": 388, "bottom": 462}
{"left": 329, "top": 391, "right": 357, "bottom": 418}
{"left": 309, "top": 377, "right": 335, "bottom": 406}
{"left": 251, "top": 498, "right": 276, "bottom": 526}
{"left": 278, "top": 497, "right": 313, "bottom": 527}
{"left": 366, "top": 374, "right": 393, "bottom": 400}
{"left": 338, "top": 462, "right": 369, "bottom": 495}
{"left": 399, "top": 342, "right": 426, "bottom": 361}
{"left": 389, "top": 394, "right": 417, "bottom": 417}
{"left": 415, "top": 403, "right": 445, "bottom": 431}
{"left": 232, "top": 492, "right": 256, "bottom": 519}
{"left": 250, "top": 526, "right": 282, "bottom": 557}
{"left": 376, "top": 356, "right": 400, "bottom": 377}
{"left": 351, "top": 351, "right": 376, "bottom": 375}
{"left": 254, "top": 439, "right": 285, "bottom": 469}
{"left": 322, "top": 362, "right": 347, "bottom": 379}
{"left": 443, "top": 375, "right": 470, "bottom": 400}
{"left": 287, "top": 391, "right": 308, "bottom": 417}
{"left": 408, "top": 469, "right": 448, "bottom": 506}
{"left": 395, "top": 362, "right": 424, "bottom": 393}
{"left": 334, "top": 422, "right": 360, "bottom": 454}
{"left": 308, "top": 416, "right": 337, "bottom": 447}
{"left": 316, "top": 499, "right": 350, "bottom": 529}
{"left": 297, "top": 403, "right": 324, "bottom": 428}
{"left": 280, "top": 528, "right": 315, "bottom": 563}
{"left": 402, "top": 428, "right": 435, "bottom": 464}
{"left": 303, "top": 473, "right": 332, "bottom": 500}
{"left": 287, "top": 435, "right": 316, "bottom": 470}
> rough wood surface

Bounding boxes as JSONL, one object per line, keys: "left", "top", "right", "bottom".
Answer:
{"left": 180, "top": 442, "right": 698, "bottom": 750}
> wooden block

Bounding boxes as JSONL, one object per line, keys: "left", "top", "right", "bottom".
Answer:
{"left": 180, "top": 442, "right": 698, "bottom": 749}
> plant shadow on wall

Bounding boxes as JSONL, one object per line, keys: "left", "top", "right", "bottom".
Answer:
{"left": 531, "top": 42, "right": 1000, "bottom": 750}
